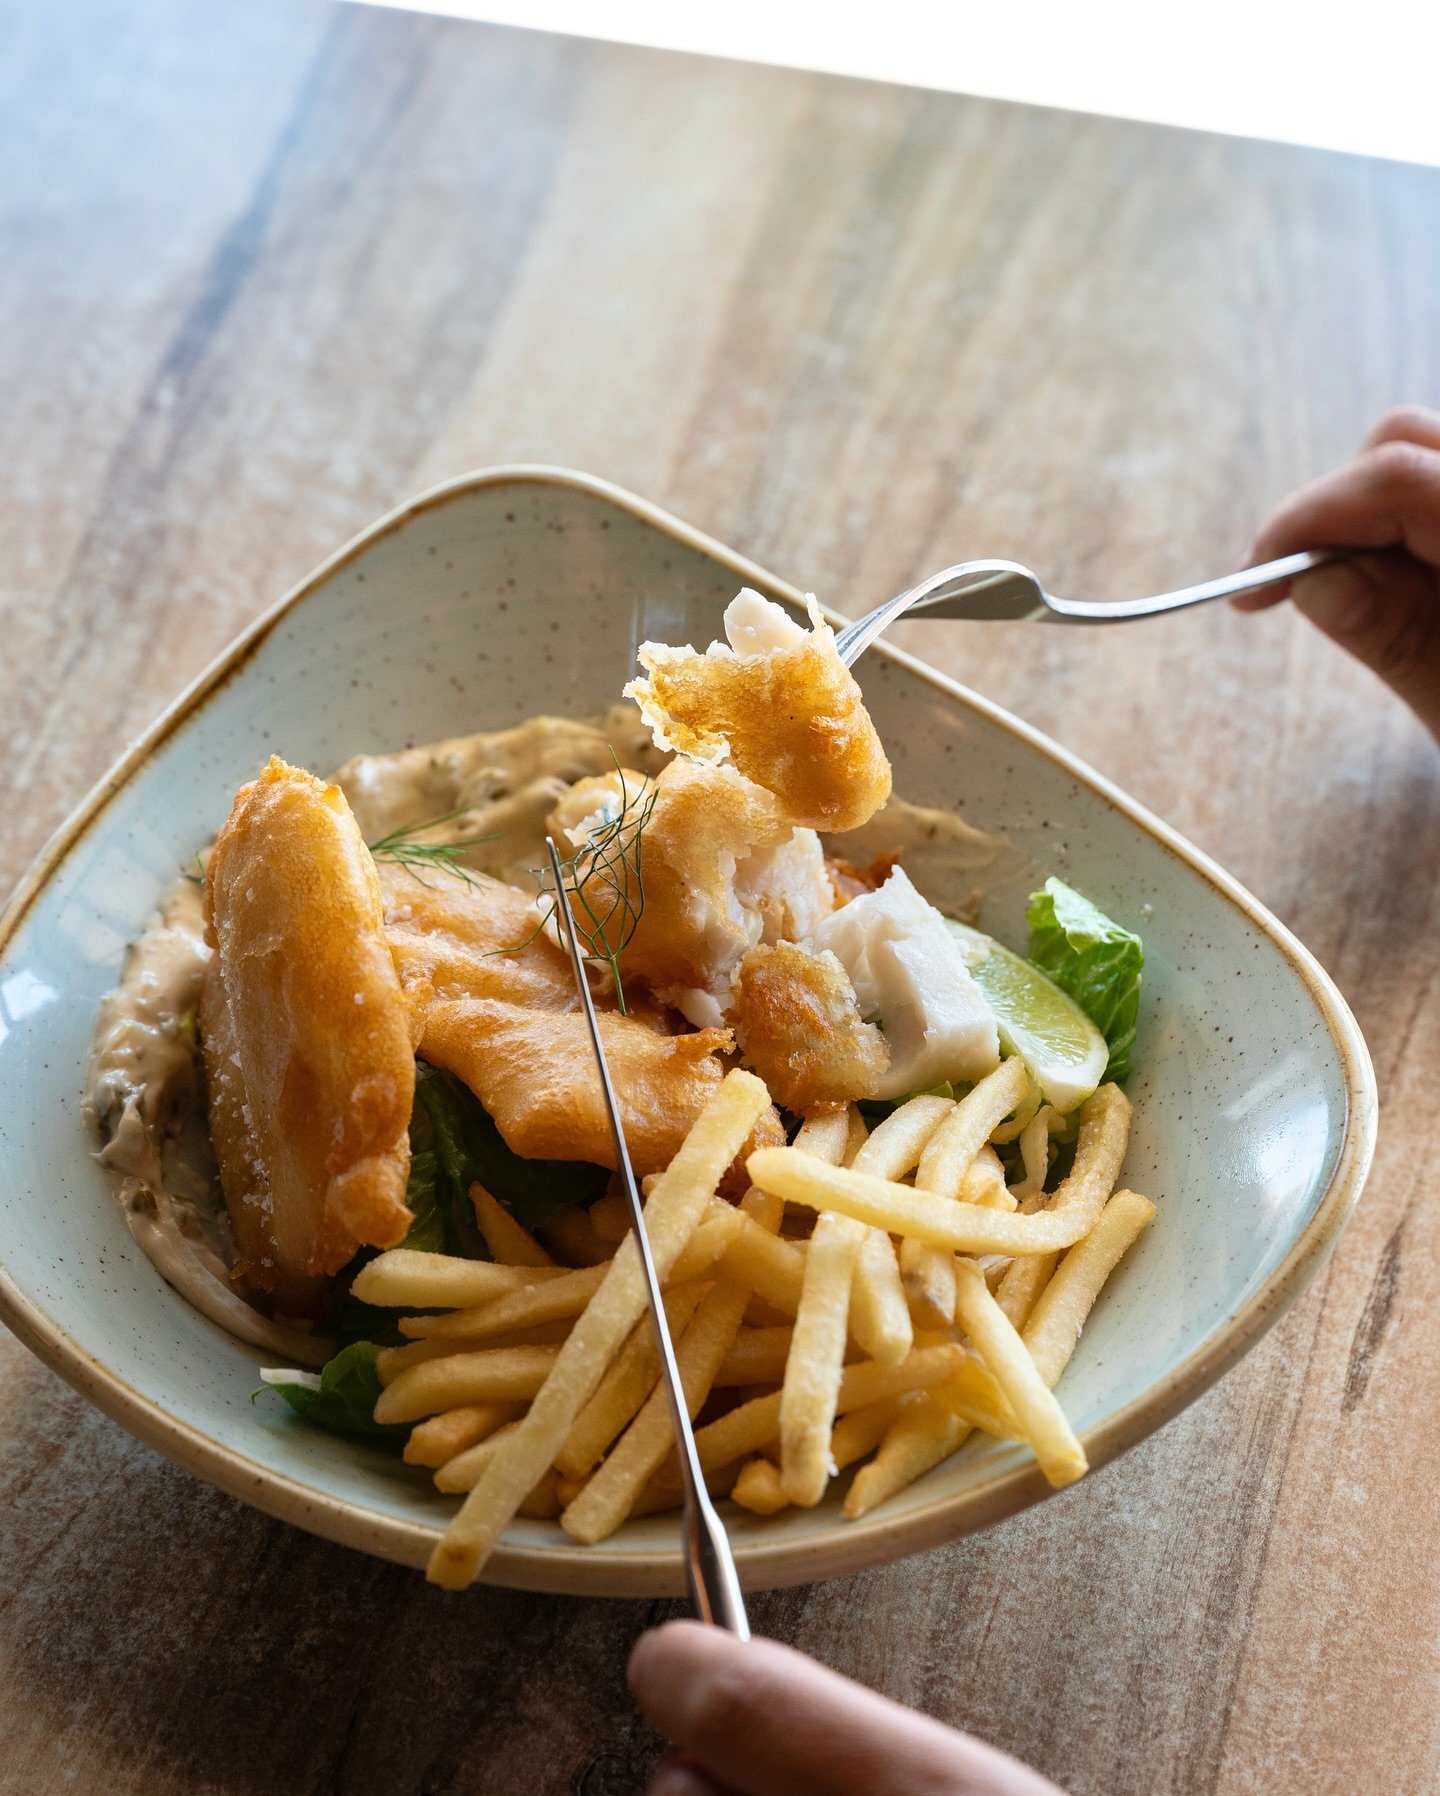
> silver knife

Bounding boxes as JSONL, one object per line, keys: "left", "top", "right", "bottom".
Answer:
{"left": 545, "top": 837, "right": 750, "bottom": 1636}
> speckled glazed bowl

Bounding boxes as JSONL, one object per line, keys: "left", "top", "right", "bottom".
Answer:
{"left": 0, "top": 468, "right": 1377, "bottom": 1596}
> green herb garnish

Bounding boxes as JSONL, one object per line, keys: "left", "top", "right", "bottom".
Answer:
{"left": 367, "top": 810, "right": 499, "bottom": 889}
{"left": 490, "top": 755, "right": 657, "bottom": 1015}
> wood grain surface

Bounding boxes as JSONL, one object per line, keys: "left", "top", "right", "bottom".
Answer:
{"left": 2, "top": 2, "right": 1438, "bottom": 1791}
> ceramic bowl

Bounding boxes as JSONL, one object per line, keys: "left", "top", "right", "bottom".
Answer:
{"left": 0, "top": 468, "right": 1377, "bottom": 1596}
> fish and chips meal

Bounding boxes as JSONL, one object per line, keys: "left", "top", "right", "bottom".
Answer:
{"left": 88, "top": 590, "right": 1153, "bottom": 1589}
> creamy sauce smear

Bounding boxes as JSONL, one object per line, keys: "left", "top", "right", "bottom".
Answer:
{"left": 88, "top": 709, "right": 1001, "bottom": 1355}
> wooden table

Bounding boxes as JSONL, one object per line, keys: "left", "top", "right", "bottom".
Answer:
{"left": 3, "top": 2, "right": 1438, "bottom": 1789}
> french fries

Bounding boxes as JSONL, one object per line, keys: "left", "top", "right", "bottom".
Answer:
{"left": 748, "top": 1149, "right": 1103, "bottom": 1255}
{"left": 953, "top": 1258, "right": 1086, "bottom": 1486}
{"left": 472, "top": 1184, "right": 556, "bottom": 1266}
{"left": 341, "top": 1058, "right": 1151, "bottom": 1590}
{"left": 426, "top": 1069, "right": 769, "bottom": 1588}
{"left": 561, "top": 1276, "right": 751, "bottom": 1543}
{"left": 375, "top": 1344, "right": 562, "bottom": 1424}
{"left": 995, "top": 1083, "right": 1133, "bottom": 1328}
{"left": 554, "top": 1281, "right": 707, "bottom": 1479}
{"left": 780, "top": 1211, "right": 866, "bottom": 1505}
{"left": 351, "top": 1250, "right": 562, "bottom": 1310}
{"left": 399, "top": 1262, "right": 608, "bottom": 1341}
{"left": 404, "top": 1402, "right": 524, "bottom": 1469}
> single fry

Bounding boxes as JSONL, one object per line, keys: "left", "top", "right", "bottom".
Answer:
{"left": 1011, "top": 1106, "right": 1056, "bottom": 1200}
{"left": 433, "top": 1419, "right": 522, "bottom": 1492}
{"left": 831, "top": 1395, "right": 906, "bottom": 1472}
{"left": 960, "top": 1144, "right": 1009, "bottom": 1207}
{"left": 843, "top": 1107, "right": 869, "bottom": 1163}
{"left": 849, "top": 1094, "right": 954, "bottom": 1180}
{"left": 780, "top": 1212, "right": 866, "bottom": 1506}
{"left": 1024, "top": 1189, "right": 1156, "bottom": 1386}
{"left": 537, "top": 1204, "right": 612, "bottom": 1267}
{"left": 350, "top": 1249, "right": 562, "bottom": 1310}
{"left": 915, "top": 1057, "right": 1030, "bottom": 1198}
{"left": 400, "top": 1261, "right": 609, "bottom": 1341}
{"left": 953, "top": 1257, "right": 1086, "bottom": 1487}
{"left": 849, "top": 1227, "right": 913, "bottom": 1366}
{"left": 375, "top": 1344, "right": 561, "bottom": 1424}
{"left": 588, "top": 1190, "right": 632, "bottom": 1245}
{"left": 792, "top": 1110, "right": 853, "bottom": 1164}
{"left": 730, "top": 1458, "right": 789, "bottom": 1515}
{"left": 561, "top": 1276, "right": 750, "bottom": 1544}
{"left": 898, "top": 1238, "right": 957, "bottom": 1330}
{"left": 717, "top": 1212, "right": 806, "bottom": 1315}
{"left": 996, "top": 1252, "right": 1058, "bottom": 1332}
{"left": 378, "top": 1318, "right": 574, "bottom": 1383}
{"left": 428, "top": 1068, "right": 769, "bottom": 1588}
{"left": 844, "top": 1392, "right": 971, "bottom": 1519}
{"left": 747, "top": 1148, "right": 1101, "bottom": 1255}
{"left": 715, "top": 1325, "right": 794, "bottom": 1387}
{"left": 740, "top": 1183, "right": 784, "bottom": 1234}
{"left": 670, "top": 1202, "right": 744, "bottom": 1279}
{"left": 403, "top": 1402, "right": 523, "bottom": 1469}
{"left": 555, "top": 1281, "right": 707, "bottom": 1479}
{"left": 471, "top": 1183, "right": 557, "bottom": 1266}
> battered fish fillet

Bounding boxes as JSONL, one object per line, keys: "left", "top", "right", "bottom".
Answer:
{"left": 379, "top": 860, "right": 781, "bottom": 1175}
{"left": 379, "top": 861, "right": 575, "bottom": 1025}
{"left": 732, "top": 942, "right": 890, "bottom": 1114}
{"left": 418, "top": 998, "right": 741, "bottom": 1174}
{"left": 202, "top": 759, "right": 415, "bottom": 1312}
{"left": 624, "top": 589, "right": 892, "bottom": 832}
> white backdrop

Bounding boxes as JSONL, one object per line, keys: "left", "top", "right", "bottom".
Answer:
{"left": 349, "top": 0, "right": 1440, "bottom": 168}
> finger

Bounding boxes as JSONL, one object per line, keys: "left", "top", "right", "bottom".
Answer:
{"left": 1234, "top": 439, "right": 1440, "bottom": 616}
{"left": 1363, "top": 404, "right": 1440, "bottom": 455}
{"left": 629, "top": 1622, "right": 1065, "bottom": 1796}
{"left": 1285, "top": 551, "right": 1440, "bottom": 739}
{"left": 1249, "top": 440, "right": 1440, "bottom": 568}
{"left": 647, "top": 1750, "right": 742, "bottom": 1796}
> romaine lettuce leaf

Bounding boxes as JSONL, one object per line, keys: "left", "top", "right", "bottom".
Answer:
{"left": 417, "top": 1063, "right": 608, "bottom": 1232}
{"left": 1025, "top": 878, "right": 1144, "bottom": 1083}
{"left": 257, "top": 1342, "right": 408, "bottom": 1446}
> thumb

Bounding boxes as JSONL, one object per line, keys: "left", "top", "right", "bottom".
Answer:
{"left": 1289, "top": 551, "right": 1440, "bottom": 740}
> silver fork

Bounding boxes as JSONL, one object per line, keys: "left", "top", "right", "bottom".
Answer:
{"left": 833, "top": 548, "right": 1350, "bottom": 667}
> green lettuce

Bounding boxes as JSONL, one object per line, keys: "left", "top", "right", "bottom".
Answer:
{"left": 257, "top": 1342, "right": 409, "bottom": 1447}
{"left": 1026, "top": 878, "right": 1144, "bottom": 1083}
{"left": 417, "top": 1063, "right": 608, "bottom": 1232}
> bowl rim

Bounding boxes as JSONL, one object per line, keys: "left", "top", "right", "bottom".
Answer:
{"left": 0, "top": 464, "right": 1379, "bottom": 1596}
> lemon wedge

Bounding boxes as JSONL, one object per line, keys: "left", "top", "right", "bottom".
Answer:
{"left": 945, "top": 920, "right": 1107, "bottom": 1113}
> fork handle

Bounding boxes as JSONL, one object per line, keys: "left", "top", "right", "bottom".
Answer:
{"left": 1045, "top": 547, "right": 1356, "bottom": 621}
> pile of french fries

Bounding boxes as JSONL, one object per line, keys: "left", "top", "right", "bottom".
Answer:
{"left": 354, "top": 1064, "right": 1154, "bottom": 1590}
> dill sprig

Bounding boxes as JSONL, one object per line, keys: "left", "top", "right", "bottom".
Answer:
{"left": 368, "top": 810, "right": 498, "bottom": 888}
{"left": 489, "top": 758, "right": 657, "bottom": 1015}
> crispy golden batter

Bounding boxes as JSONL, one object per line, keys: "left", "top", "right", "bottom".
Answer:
{"left": 379, "top": 861, "right": 779, "bottom": 1176}
{"left": 203, "top": 758, "right": 414, "bottom": 1308}
{"left": 732, "top": 942, "right": 889, "bottom": 1114}
{"left": 625, "top": 592, "right": 891, "bottom": 832}
{"left": 379, "top": 862, "right": 574, "bottom": 1024}
{"left": 419, "top": 998, "right": 736, "bottom": 1175}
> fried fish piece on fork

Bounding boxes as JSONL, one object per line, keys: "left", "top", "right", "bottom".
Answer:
{"left": 202, "top": 757, "right": 414, "bottom": 1313}
{"left": 625, "top": 589, "right": 892, "bottom": 832}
